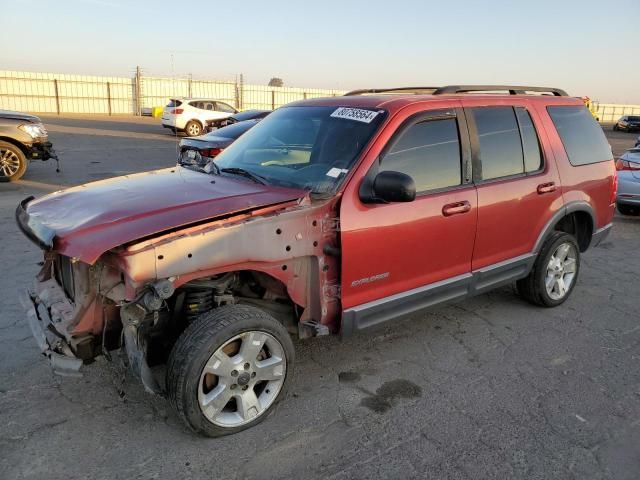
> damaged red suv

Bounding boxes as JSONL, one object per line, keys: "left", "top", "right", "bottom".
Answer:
{"left": 17, "top": 85, "right": 616, "bottom": 437}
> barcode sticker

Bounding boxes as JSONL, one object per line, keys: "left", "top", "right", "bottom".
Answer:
{"left": 330, "top": 107, "right": 379, "bottom": 124}
{"left": 326, "top": 167, "right": 349, "bottom": 178}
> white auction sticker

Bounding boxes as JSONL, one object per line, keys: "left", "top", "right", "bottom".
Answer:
{"left": 326, "top": 167, "right": 349, "bottom": 178}
{"left": 330, "top": 107, "right": 380, "bottom": 124}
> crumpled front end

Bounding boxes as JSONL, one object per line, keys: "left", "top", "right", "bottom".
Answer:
{"left": 19, "top": 251, "right": 124, "bottom": 376}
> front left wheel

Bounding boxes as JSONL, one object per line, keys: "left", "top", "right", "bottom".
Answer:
{"left": 166, "top": 304, "right": 294, "bottom": 437}
{"left": 0, "top": 141, "right": 27, "bottom": 182}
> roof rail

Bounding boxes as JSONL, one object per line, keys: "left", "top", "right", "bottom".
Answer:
{"left": 344, "top": 87, "right": 439, "bottom": 96}
{"left": 432, "top": 85, "right": 569, "bottom": 96}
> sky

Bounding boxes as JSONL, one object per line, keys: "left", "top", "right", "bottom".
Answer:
{"left": 1, "top": 0, "right": 639, "bottom": 103}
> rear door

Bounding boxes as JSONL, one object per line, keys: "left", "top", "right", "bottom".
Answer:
{"left": 462, "top": 100, "right": 562, "bottom": 270}
{"left": 340, "top": 106, "right": 478, "bottom": 310}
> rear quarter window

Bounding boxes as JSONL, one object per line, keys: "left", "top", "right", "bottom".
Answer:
{"left": 547, "top": 106, "right": 612, "bottom": 166}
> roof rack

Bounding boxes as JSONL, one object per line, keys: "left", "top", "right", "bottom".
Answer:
{"left": 432, "top": 85, "right": 568, "bottom": 96}
{"left": 344, "top": 85, "right": 568, "bottom": 97}
{"left": 344, "top": 87, "right": 439, "bottom": 96}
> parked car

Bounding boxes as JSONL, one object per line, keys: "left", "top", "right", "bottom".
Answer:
{"left": 179, "top": 119, "right": 264, "bottom": 168}
{"left": 161, "top": 98, "right": 238, "bottom": 136}
{"left": 615, "top": 147, "right": 640, "bottom": 215}
{"left": 613, "top": 115, "right": 640, "bottom": 132}
{"left": 205, "top": 109, "right": 271, "bottom": 132}
{"left": 0, "top": 110, "right": 56, "bottom": 182}
{"left": 634, "top": 135, "right": 639, "bottom": 148}
{"left": 17, "top": 85, "right": 615, "bottom": 437}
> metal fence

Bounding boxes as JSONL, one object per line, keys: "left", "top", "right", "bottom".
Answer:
{"left": 0, "top": 69, "right": 345, "bottom": 115}
{"left": 3, "top": 70, "right": 639, "bottom": 119}
{"left": 594, "top": 104, "right": 640, "bottom": 123}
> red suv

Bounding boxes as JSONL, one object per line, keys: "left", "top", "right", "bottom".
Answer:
{"left": 17, "top": 85, "right": 615, "bottom": 436}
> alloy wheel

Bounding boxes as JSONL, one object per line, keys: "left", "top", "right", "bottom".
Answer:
{"left": 0, "top": 148, "right": 21, "bottom": 178}
{"left": 187, "top": 123, "right": 201, "bottom": 136}
{"left": 545, "top": 242, "right": 578, "bottom": 300}
{"left": 197, "top": 331, "right": 286, "bottom": 428}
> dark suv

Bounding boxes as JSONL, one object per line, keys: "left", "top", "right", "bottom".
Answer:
{"left": 17, "top": 85, "right": 615, "bottom": 437}
{"left": 0, "top": 110, "right": 56, "bottom": 181}
{"left": 613, "top": 115, "right": 640, "bottom": 132}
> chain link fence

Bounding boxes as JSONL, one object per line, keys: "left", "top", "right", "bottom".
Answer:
{"left": 0, "top": 70, "right": 345, "bottom": 115}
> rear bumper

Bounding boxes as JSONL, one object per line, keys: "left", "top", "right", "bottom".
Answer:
{"left": 162, "top": 116, "right": 186, "bottom": 130}
{"left": 19, "top": 288, "right": 83, "bottom": 376}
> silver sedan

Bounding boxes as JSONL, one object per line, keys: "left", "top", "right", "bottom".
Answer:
{"left": 616, "top": 147, "right": 640, "bottom": 215}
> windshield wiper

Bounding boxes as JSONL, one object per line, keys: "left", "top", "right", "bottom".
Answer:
{"left": 220, "top": 167, "right": 266, "bottom": 185}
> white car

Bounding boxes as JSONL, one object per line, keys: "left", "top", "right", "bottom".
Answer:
{"left": 161, "top": 98, "right": 238, "bottom": 136}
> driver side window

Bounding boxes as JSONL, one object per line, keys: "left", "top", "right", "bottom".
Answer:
{"left": 380, "top": 117, "right": 462, "bottom": 193}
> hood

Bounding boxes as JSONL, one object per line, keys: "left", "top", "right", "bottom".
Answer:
{"left": 0, "top": 109, "right": 42, "bottom": 123}
{"left": 19, "top": 167, "right": 306, "bottom": 264}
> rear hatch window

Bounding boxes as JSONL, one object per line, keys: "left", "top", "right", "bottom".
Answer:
{"left": 547, "top": 106, "right": 612, "bottom": 166}
{"left": 166, "top": 99, "right": 182, "bottom": 108}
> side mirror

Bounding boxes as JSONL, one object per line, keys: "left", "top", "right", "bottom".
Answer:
{"left": 372, "top": 171, "right": 416, "bottom": 203}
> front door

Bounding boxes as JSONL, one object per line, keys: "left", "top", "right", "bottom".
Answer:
{"left": 340, "top": 107, "right": 478, "bottom": 313}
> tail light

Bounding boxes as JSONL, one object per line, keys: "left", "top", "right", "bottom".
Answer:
{"left": 171, "top": 108, "right": 184, "bottom": 114}
{"left": 615, "top": 159, "right": 640, "bottom": 171}
{"left": 200, "top": 148, "right": 223, "bottom": 157}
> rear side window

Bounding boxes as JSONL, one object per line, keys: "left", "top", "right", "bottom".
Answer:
{"left": 216, "top": 102, "right": 236, "bottom": 113}
{"left": 548, "top": 106, "right": 612, "bottom": 166}
{"left": 381, "top": 118, "right": 461, "bottom": 192}
{"left": 515, "top": 107, "right": 542, "bottom": 172}
{"left": 471, "top": 107, "right": 523, "bottom": 180}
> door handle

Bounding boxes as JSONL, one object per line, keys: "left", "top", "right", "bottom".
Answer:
{"left": 442, "top": 201, "right": 471, "bottom": 216}
{"left": 537, "top": 182, "right": 556, "bottom": 194}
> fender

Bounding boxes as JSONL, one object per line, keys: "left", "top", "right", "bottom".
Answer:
{"left": 532, "top": 201, "right": 596, "bottom": 253}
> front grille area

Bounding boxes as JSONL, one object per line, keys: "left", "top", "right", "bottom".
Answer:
{"left": 55, "top": 255, "right": 75, "bottom": 301}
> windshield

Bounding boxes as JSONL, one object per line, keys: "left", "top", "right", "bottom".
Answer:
{"left": 629, "top": 116, "right": 640, "bottom": 122}
{"left": 213, "top": 106, "right": 386, "bottom": 193}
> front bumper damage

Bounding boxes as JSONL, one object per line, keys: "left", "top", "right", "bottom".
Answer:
{"left": 26, "top": 141, "right": 56, "bottom": 161}
{"left": 19, "top": 286, "right": 83, "bottom": 376}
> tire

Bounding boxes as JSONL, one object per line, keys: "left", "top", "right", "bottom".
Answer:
{"left": 617, "top": 203, "right": 640, "bottom": 216}
{"left": 166, "top": 304, "right": 295, "bottom": 437}
{"left": 184, "top": 120, "right": 202, "bottom": 137}
{"left": 613, "top": 124, "right": 618, "bottom": 131}
{"left": 517, "top": 232, "right": 580, "bottom": 308}
{"left": 0, "top": 141, "right": 27, "bottom": 182}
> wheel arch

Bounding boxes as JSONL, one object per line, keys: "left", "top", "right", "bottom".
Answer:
{"left": 0, "top": 136, "right": 29, "bottom": 156}
{"left": 533, "top": 202, "right": 596, "bottom": 254}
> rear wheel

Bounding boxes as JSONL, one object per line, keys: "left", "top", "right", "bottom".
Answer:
{"left": 167, "top": 304, "right": 294, "bottom": 437}
{"left": 0, "top": 141, "right": 27, "bottom": 182}
{"left": 517, "top": 232, "right": 580, "bottom": 307}
{"left": 617, "top": 203, "right": 640, "bottom": 216}
{"left": 185, "top": 120, "right": 202, "bottom": 137}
